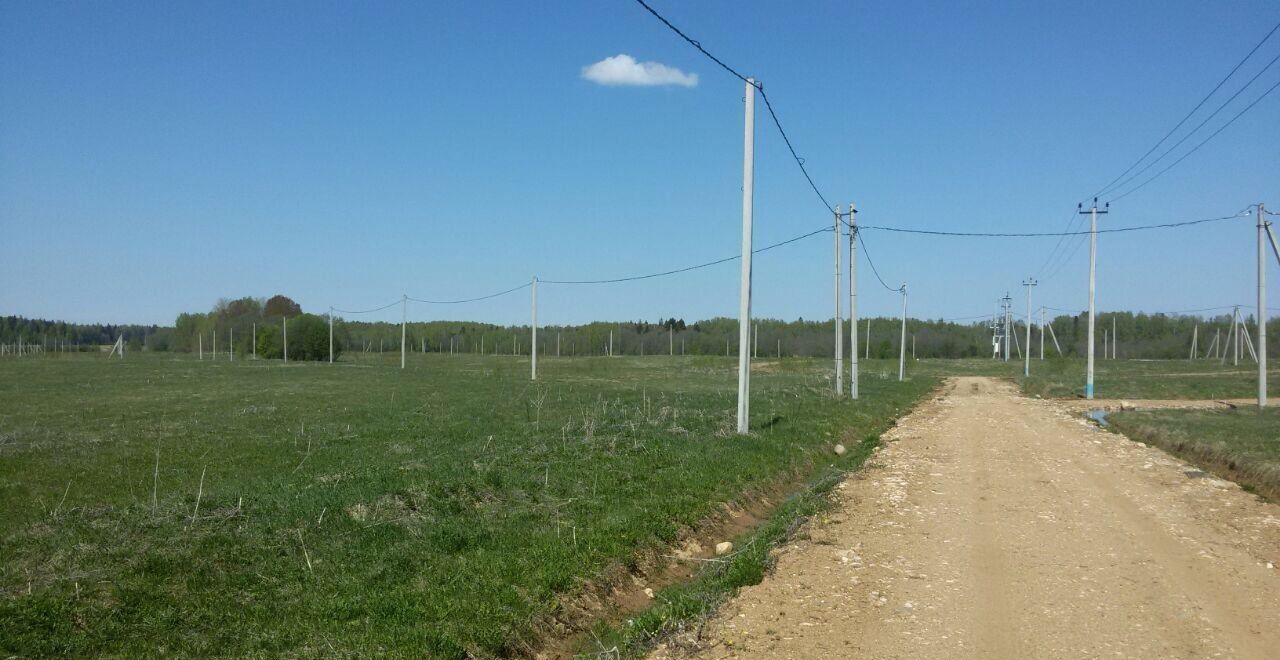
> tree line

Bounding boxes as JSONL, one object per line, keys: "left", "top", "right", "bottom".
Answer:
{"left": 7, "top": 299, "right": 1275, "bottom": 361}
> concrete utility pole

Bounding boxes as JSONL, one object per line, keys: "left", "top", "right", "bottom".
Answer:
{"left": 229, "top": 328, "right": 234, "bottom": 361}
{"left": 531, "top": 277, "right": 538, "bottom": 381}
{"left": 328, "top": 310, "right": 334, "bottom": 363}
{"left": 252, "top": 323, "right": 256, "bottom": 359}
{"left": 400, "top": 296, "right": 407, "bottom": 369}
{"left": 213, "top": 329, "right": 217, "bottom": 361}
{"left": 1259, "top": 203, "right": 1268, "bottom": 407}
{"left": 898, "top": 285, "right": 908, "bottom": 381}
{"left": 1024, "top": 277, "right": 1034, "bottom": 373}
{"left": 283, "top": 316, "right": 288, "bottom": 363}
{"left": 865, "top": 319, "right": 871, "bottom": 360}
{"left": 1112, "top": 316, "right": 1118, "bottom": 360}
{"left": 199, "top": 333, "right": 203, "bottom": 360}
{"left": 1001, "top": 293, "right": 1012, "bottom": 362}
{"left": 1081, "top": 199, "right": 1107, "bottom": 399}
{"left": 670, "top": 326, "right": 674, "bottom": 356}
{"left": 849, "top": 202, "right": 859, "bottom": 399}
{"left": 736, "top": 77, "right": 756, "bottom": 434}
{"left": 833, "top": 205, "right": 844, "bottom": 396}
{"left": 1039, "top": 308, "right": 1045, "bottom": 360}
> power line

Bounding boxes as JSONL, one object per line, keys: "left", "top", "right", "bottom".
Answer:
{"left": 1089, "top": 20, "right": 1280, "bottom": 201}
{"left": 855, "top": 231, "right": 903, "bottom": 293}
{"left": 542, "top": 225, "right": 831, "bottom": 285}
{"left": 332, "top": 300, "right": 401, "bottom": 315}
{"left": 1107, "top": 76, "right": 1280, "bottom": 202}
{"left": 407, "top": 283, "right": 532, "bottom": 305}
{"left": 632, "top": 0, "right": 834, "bottom": 213}
{"left": 1103, "top": 51, "right": 1280, "bottom": 201}
{"left": 857, "top": 210, "right": 1250, "bottom": 237}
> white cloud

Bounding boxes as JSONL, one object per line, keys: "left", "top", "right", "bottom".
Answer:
{"left": 581, "top": 54, "right": 698, "bottom": 88}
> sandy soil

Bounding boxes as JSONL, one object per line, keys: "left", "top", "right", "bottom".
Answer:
{"left": 651, "top": 377, "right": 1280, "bottom": 659}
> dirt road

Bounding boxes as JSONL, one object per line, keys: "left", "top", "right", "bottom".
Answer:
{"left": 652, "top": 377, "right": 1280, "bottom": 659}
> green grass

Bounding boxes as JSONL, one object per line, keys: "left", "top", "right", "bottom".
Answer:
{"left": 1108, "top": 407, "right": 1280, "bottom": 500}
{"left": 1020, "top": 358, "right": 1280, "bottom": 399}
{"left": 0, "top": 353, "right": 935, "bottom": 657}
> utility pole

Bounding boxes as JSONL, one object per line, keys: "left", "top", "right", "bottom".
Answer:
{"left": 400, "top": 295, "right": 407, "bottom": 369}
{"left": 1112, "top": 316, "right": 1117, "bottom": 360}
{"left": 849, "top": 202, "right": 859, "bottom": 399}
{"left": 898, "top": 285, "right": 908, "bottom": 381}
{"left": 283, "top": 316, "right": 288, "bottom": 363}
{"left": 1039, "top": 308, "right": 1045, "bottom": 360}
{"left": 328, "top": 309, "right": 334, "bottom": 364}
{"left": 833, "top": 205, "right": 844, "bottom": 396}
{"left": 252, "top": 323, "right": 256, "bottom": 359}
{"left": 670, "top": 326, "right": 674, "bottom": 356}
{"left": 736, "top": 77, "right": 756, "bottom": 434}
{"left": 531, "top": 277, "right": 538, "bottom": 380}
{"left": 229, "top": 328, "right": 234, "bottom": 361}
{"left": 1259, "top": 203, "right": 1268, "bottom": 407}
{"left": 865, "top": 319, "right": 871, "bottom": 360}
{"left": 1023, "top": 279, "right": 1037, "bottom": 377}
{"left": 1001, "top": 293, "right": 1012, "bottom": 362}
{"left": 1081, "top": 199, "right": 1107, "bottom": 399}
{"left": 754, "top": 323, "right": 759, "bottom": 359}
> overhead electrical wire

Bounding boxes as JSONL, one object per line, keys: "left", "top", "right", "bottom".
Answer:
{"left": 542, "top": 225, "right": 831, "bottom": 285}
{"left": 406, "top": 283, "right": 533, "bottom": 305}
{"left": 855, "top": 231, "right": 904, "bottom": 293}
{"left": 1107, "top": 77, "right": 1280, "bottom": 202}
{"left": 1089, "top": 20, "right": 1280, "bottom": 201}
{"left": 857, "top": 211, "right": 1249, "bottom": 237}
{"left": 632, "top": 0, "right": 834, "bottom": 213}
{"left": 332, "top": 300, "right": 402, "bottom": 315}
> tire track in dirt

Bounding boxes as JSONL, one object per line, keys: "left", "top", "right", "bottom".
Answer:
{"left": 650, "top": 377, "right": 1280, "bottom": 659}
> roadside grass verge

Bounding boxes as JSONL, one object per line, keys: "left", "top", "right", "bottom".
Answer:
{"left": 582, "top": 427, "right": 890, "bottom": 657}
{"left": 0, "top": 353, "right": 934, "bottom": 657}
{"left": 1020, "top": 358, "right": 1280, "bottom": 399}
{"left": 1108, "top": 408, "right": 1280, "bottom": 500}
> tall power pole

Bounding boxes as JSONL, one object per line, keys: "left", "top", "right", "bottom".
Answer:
{"left": 1023, "top": 279, "right": 1037, "bottom": 377}
{"left": 735, "top": 77, "right": 756, "bottom": 434}
{"left": 1259, "top": 203, "right": 1268, "bottom": 407}
{"left": 1081, "top": 199, "right": 1107, "bottom": 399}
{"left": 328, "top": 309, "right": 334, "bottom": 364}
{"left": 833, "top": 205, "right": 843, "bottom": 396}
{"left": 1001, "top": 293, "right": 1012, "bottom": 362}
{"left": 898, "top": 284, "right": 908, "bottom": 382}
{"left": 400, "top": 295, "right": 407, "bottom": 369}
{"left": 531, "top": 277, "right": 538, "bottom": 381}
{"left": 849, "top": 202, "right": 859, "bottom": 399}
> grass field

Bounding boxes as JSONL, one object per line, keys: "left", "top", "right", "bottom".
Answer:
{"left": 0, "top": 352, "right": 934, "bottom": 657}
{"left": 1019, "top": 357, "right": 1280, "bottom": 399}
{"left": 1108, "top": 408, "right": 1280, "bottom": 501}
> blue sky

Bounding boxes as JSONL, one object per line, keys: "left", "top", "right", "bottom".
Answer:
{"left": 2, "top": 1, "right": 1278, "bottom": 327}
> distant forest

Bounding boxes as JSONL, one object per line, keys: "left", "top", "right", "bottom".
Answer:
{"left": 4, "top": 298, "right": 1276, "bottom": 360}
